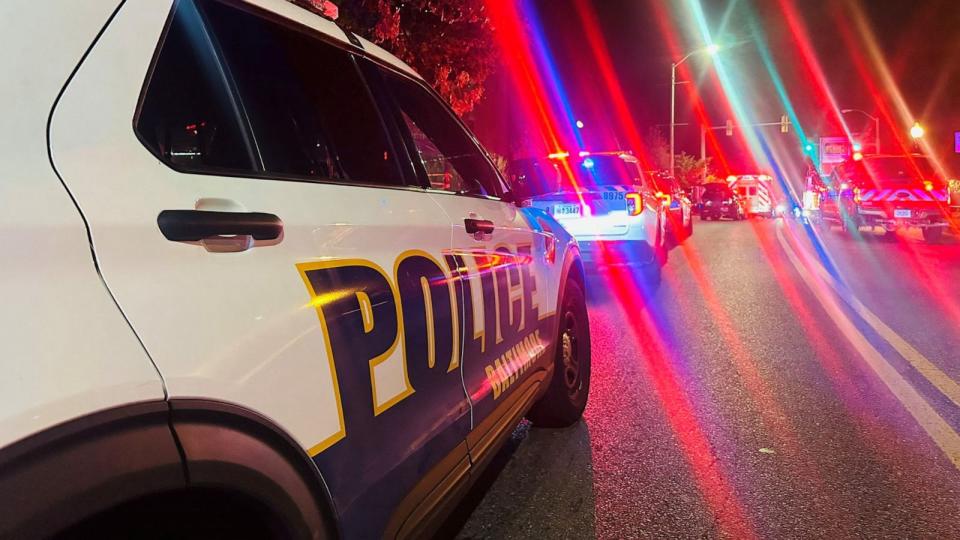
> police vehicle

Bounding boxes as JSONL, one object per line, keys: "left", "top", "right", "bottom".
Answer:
{"left": 510, "top": 152, "right": 666, "bottom": 280}
{"left": 0, "top": 1, "right": 590, "bottom": 537}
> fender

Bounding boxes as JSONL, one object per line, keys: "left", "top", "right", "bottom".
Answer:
{"left": 0, "top": 400, "right": 339, "bottom": 539}
{"left": 0, "top": 402, "right": 184, "bottom": 538}
{"left": 168, "top": 399, "right": 339, "bottom": 539}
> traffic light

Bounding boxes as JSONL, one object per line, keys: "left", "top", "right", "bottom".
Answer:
{"left": 780, "top": 115, "right": 789, "bottom": 133}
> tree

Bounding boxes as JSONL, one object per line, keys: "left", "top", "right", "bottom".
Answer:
{"left": 293, "top": 0, "right": 498, "bottom": 116}
{"left": 644, "top": 126, "right": 671, "bottom": 172}
{"left": 674, "top": 152, "right": 712, "bottom": 189}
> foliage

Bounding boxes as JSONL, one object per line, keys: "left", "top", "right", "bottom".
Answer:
{"left": 644, "top": 126, "right": 671, "bottom": 172}
{"left": 295, "top": 0, "right": 498, "bottom": 116}
{"left": 674, "top": 152, "right": 712, "bottom": 188}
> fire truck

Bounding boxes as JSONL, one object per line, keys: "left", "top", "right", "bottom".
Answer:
{"left": 819, "top": 153, "right": 950, "bottom": 242}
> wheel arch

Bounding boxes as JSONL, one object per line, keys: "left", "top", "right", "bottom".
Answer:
{"left": 0, "top": 399, "right": 339, "bottom": 539}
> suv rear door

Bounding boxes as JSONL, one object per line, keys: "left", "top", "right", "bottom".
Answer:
{"left": 49, "top": 0, "right": 469, "bottom": 536}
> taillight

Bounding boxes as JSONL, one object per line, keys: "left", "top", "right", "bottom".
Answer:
{"left": 854, "top": 187, "right": 862, "bottom": 204}
{"left": 923, "top": 180, "right": 934, "bottom": 192}
{"left": 625, "top": 192, "right": 643, "bottom": 216}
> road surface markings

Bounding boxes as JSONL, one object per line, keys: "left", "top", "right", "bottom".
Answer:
{"left": 796, "top": 229, "right": 960, "bottom": 408}
{"left": 776, "top": 225, "right": 960, "bottom": 470}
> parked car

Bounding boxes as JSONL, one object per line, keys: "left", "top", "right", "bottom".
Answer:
{"left": 0, "top": 1, "right": 590, "bottom": 537}
{"left": 510, "top": 151, "right": 667, "bottom": 280}
{"left": 648, "top": 171, "right": 693, "bottom": 242}
{"left": 700, "top": 183, "right": 746, "bottom": 220}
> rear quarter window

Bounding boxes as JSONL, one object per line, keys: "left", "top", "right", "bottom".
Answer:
{"left": 136, "top": 0, "right": 402, "bottom": 186}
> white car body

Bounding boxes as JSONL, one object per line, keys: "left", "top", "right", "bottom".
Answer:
{"left": 522, "top": 153, "right": 664, "bottom": 269}
{"left": 0, "top": 1, "right": 583, "bottom": 537}
{"left": 729, "top": 174, "right": 775, "bottom": 216}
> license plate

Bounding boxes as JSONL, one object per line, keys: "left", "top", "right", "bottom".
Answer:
{"left": 553, "top": 204, "right": 581, "bottom": 217}
{"left": 894, "top": 209, "right": 912, "bottom": 218}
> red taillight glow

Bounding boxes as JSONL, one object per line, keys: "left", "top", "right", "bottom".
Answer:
{"left": 626, "top": 192, "right": 643, "bottom": 216}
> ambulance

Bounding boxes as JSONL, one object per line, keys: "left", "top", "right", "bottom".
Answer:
{"left": 728, "top": 174, "right": 776, "bottom": 217}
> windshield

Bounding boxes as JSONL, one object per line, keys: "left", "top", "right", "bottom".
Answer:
{"left": 703, "top": 184, "right": 733, "bottom": 199}
{"left": 858, "top": 157, "right": 937, "bottom": 184}
{"left": 568, "top": 155, "right": 643, "bottom": 187}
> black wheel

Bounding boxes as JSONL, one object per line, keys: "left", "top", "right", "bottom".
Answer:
{"left": 527, "top": 279, "right": 591, "bottom": 428}
{"left": 923, "top": 227, "right": 944, "bottom": 243}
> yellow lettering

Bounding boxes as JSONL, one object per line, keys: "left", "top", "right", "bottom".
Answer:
{"left": 485, "top": 365, "right": 501, "bottom": 399}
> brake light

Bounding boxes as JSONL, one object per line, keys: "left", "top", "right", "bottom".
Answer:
{"left": 923, "top": 180, "right": 934, "bottom": 191}
{"left": 854, "top": 187, "right": 862, "bottom": 204}
{"left": 625, "top": 192, "right": 643, "bottom": 216}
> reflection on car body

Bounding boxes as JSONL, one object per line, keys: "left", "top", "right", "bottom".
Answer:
{"left": 0, "top": 1, "right": 591, "bottom": 538}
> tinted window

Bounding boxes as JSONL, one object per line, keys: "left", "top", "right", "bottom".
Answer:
{"left": 383, "top": 71, "right": 502, "bottom": 196}
{"left": 137, "top": 0, "right": 255, "bottom": 173}
{"left": 567, "top": 155, "right": 642, "bottom": 187}
{"left": 137, "top": 0, "right": 401, "bottom": 186}
{"left": 856, "top": 157, "right": 937, "bottom": 185}
{"left": 507, "top": 158, "right": 560, "bottom": 198}
{"left": 203, "top": 1, "right": 399, "bottom": 184}
{"left": 703, "top": 184, "right": 732, "bottom": 199}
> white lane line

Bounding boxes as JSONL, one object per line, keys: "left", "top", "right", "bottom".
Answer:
{"left": 800, "top": 229, "right": 960, "bottom": 409}
{"left": 776, "top": 225, "right": 960, "bottom": 469}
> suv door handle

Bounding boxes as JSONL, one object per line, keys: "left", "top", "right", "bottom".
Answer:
{"left": 157, "top": 210, "right": 283, "bottom": 241}
{"left": 464, "top": 218, "right": 495, "bottom": 235}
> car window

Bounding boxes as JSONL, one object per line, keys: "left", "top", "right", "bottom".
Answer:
{"left": 136, "top": 0, "right": 256, "bottom": 173}
{"left": 381, "top": 70, "right": 503, "bottom": 196}
{"left": 507, "top": 158, "right": 561, "bottom": 198}
{"left": 137, "top": 0, "right": 402, "bottom": 186}
{"left": 703, "top": 185, "right": 731, "bottom": 198}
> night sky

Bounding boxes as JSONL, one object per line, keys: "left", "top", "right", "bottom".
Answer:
{"left": 470, "top": 0, "right": 960, "bottom": 179}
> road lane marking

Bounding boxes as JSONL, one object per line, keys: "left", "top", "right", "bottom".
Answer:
{"left": 776, "top": 225, "right": 960, "bottom": 470}
{"left": 799, "top": 228, "right": 960, "bottom": 409}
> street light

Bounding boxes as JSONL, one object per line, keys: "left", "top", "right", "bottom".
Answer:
{"left": 910, "top": 122, "right": 925, "bottom": 140}
{"left": 671, "top": 44, "right": 719, "bottom": 179}
{"left": 841, "top": 109, "right": 880, "bottom": 153}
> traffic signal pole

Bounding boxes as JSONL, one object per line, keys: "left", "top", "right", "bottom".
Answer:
{"left": 699, "top": 116, "right": 792, "bottom": 182}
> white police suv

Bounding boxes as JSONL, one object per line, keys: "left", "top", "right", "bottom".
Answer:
{"left": 511, "top": 152, "right": 666, "bottom": 280}
{"left": 0, "top": 1, "right": 589, "bottom": 537}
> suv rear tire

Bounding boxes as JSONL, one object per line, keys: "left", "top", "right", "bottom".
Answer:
{"left": 61, "top": 488, "right": 308, "bottom": 540}
{"left": 527, "top": 280, "right": 591, "bottom": 428}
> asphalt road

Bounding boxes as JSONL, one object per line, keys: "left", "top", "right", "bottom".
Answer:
{"left": 451, "top": 216, "right": 960, "bottom": 539}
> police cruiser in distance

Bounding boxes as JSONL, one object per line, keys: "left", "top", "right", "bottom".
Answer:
{"left": 0, "top": 1, "right": 590, "bottom": 537}
{"left": 509, "top": 151, "right": 667, "bottom": 281}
